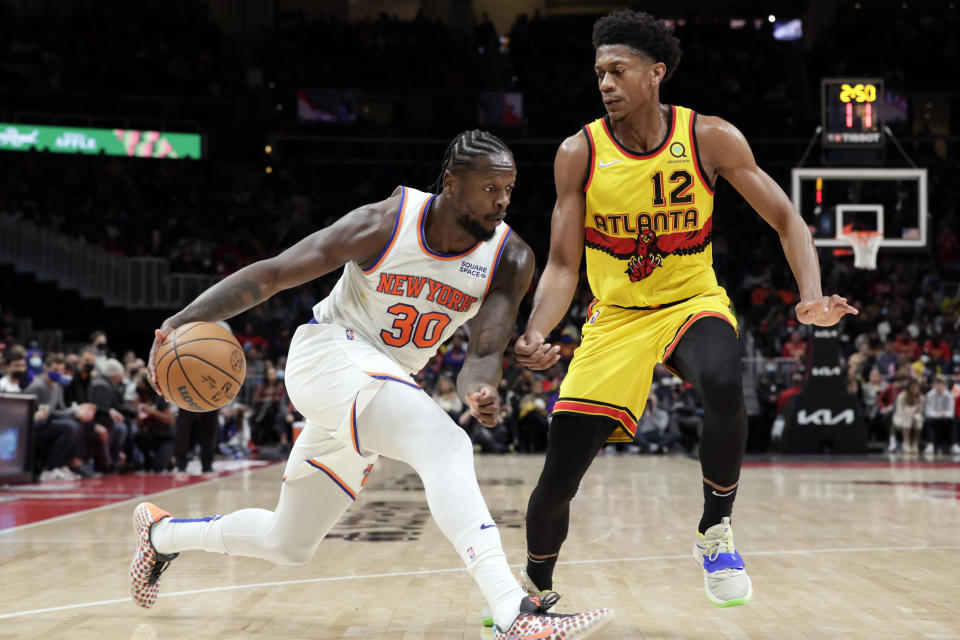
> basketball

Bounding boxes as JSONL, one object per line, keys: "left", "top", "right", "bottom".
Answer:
{"left": 153, "top": 322, "right": 247, "bottom": 412}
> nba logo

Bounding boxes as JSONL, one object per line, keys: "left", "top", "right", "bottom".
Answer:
{"left": 345, "top": 329, "right": 355, "bottom": 340}
{"left": 467, "top": 546, "right": 476, "bottom": 561}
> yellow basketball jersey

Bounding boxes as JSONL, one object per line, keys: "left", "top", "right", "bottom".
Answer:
{"left": 583, "top": 105, "right": 717, "bottom": 308}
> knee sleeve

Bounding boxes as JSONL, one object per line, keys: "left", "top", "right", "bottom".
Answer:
{"left": 358, "top": 381, "right": 505, "bottom": 548}
{"left": 667, "top": 317, "right": 747, "bottom": 486}
{"left": 265, "top": 537, "right": 315, "bottom": 566}
{"left": 532, "top": 413, "right": 614, "bottom": 501}
{"left": 698, "top": 366, "right": 745, "bottom": 419}
{"left": 526, "top": 413, "right": 615, "bottom": 555}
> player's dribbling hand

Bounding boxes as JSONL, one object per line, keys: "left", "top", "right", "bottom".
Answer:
{"left": 147, "top": 321, "right": 176, "bottom": 398}
{"left": 514, "top": 330, "right": 561, "bottom": 371}
{"left": 795, "top": 294, "right": 859, "bottom": 326}
{"left": 466, "top": 384, "right": 501, "bottom": 428}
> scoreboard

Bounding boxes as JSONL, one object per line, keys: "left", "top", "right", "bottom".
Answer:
{"left": 821, "top": 78, "right": 884, "bottom": 148}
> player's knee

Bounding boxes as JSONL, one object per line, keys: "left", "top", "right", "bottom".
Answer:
{"left": 402, "top": 421, "right": 473, "bottom": 484}
{"left": 532, "top": 467, "right": 580, "bottom": 505}
{"left": 434, "top": 422, "right": 475, "bottom": 464}
{"left": 269, "top": 541, "right": 315, "bottom": 565}
{"left": 698, "top": 365, "right": 745, "bottom": 418}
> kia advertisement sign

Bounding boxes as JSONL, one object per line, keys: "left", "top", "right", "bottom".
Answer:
{"left": 780, "top": 329, "right": 867, "bottom": 453}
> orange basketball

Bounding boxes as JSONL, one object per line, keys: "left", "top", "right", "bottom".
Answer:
{"left": 154, "top": 321, "right": 247, "bottom": 412}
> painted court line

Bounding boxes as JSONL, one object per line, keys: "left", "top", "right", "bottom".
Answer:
{"left": 1, "top": 544, "right": 958, "bottom": 620}
{"left": 0, "top": 464, "right": 275, "bottom": 536}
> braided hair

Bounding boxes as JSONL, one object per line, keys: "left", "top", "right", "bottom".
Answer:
{"left": 592, "top": 10, "right": 683, "bottom": 82}
{"left": 430, "top": 130, "right": 512, "bottom": 193}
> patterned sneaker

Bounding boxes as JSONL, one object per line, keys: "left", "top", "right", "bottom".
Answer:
{"left": 493, "top": 593, "right": 614, "bottom": 640}
{"left": 130, "top": 502, "right": 179, "bottom": 608}
{"left": 482, "top": 568, "right": 557, "bottom": 627}
{"left": 693, "top": 517, "right": 753, "bottom": 607}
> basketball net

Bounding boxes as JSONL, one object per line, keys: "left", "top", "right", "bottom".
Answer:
{"left": 841, "top": 225, "right": 882, "bottom": 270}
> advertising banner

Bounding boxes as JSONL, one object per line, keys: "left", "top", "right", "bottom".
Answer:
{"left": 781, "top": 328, "right": 868, "bottom": 453}
{"left": 0, "top": 123, "right": 201, "bottom": 159}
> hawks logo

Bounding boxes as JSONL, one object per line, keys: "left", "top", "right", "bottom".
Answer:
{"left": 585, "top": 217, "right": 712, "bottom": 282}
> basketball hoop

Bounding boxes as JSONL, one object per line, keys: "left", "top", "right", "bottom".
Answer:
{"left": 842, "top": 229, "right": 882, "bottom": 270}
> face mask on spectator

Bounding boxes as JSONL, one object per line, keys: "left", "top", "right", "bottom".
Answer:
{"left": 11, "top": 370, "right": 27, "bottom": 383}
{"left": 48, "top": 370, "right": 64, "bottom": 384}
{"left": 276, "top": 369, "right": 285, "bottom": 380}
{"left": 96, "top": 342, "right": 108, "bottom": 351}
{"left": 29, "top": 356, "right": 42, "bottom": 368}
{"left": 83, "top": 363, "right": 95, "bottom": 373}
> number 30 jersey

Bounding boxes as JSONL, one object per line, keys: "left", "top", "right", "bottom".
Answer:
{"left": 312, "top": 186, "right": 512, "bottom": 375}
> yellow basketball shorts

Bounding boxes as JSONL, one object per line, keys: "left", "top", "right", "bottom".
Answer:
{"left": 553, "top": 285, "right": 737, "bottom": 443}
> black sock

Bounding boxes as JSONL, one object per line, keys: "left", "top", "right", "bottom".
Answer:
{"left": 698, "top": 481, "right": 737, "bottom": 534}
{"left": 525, "top": 553, "right": 558, "bottom": 591}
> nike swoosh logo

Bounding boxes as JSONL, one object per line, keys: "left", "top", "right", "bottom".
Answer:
{"left": 598, "top": 159, "right": 623, "bottom": 168}
{"left": 502, "top": 623, "right": 553, "bottom": 640}
{"left": 712, "top": 490, "right": 735, "bottom": 497}
{"left": 480, "top": 523, "right": 497, "bottom": 530}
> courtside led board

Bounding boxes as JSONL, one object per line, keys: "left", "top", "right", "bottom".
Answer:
{"left": 0, "top": 123, "right": 201, "bottom": 159}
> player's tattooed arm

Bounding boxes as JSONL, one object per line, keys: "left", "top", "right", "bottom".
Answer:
{"left": 162, "top": 190, "right": 402, "bottom": 331}
{"left": 147, "top": 189, "right": 402, "bottom": 395}
{"left": 457, "top": 234, "right": 535, "bottom": 427}
{"left": 169, "top": 280, "right": 264, "bottom": 327}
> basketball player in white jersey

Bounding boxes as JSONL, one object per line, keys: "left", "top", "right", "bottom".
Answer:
{"left": 130, "top": 130, "right": 614, "bottom": 640}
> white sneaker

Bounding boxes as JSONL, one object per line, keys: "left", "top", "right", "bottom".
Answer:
{"left": 886, "top": 435, "right": 898, "bottom": 453}
{"left": 39, "top": 467, "right": 79, "bottom": 482}
{"left": 693, "top": 517, "right": 753, "bottom": 607}
{"left": 58, "top": 466, "right": 81, "bottom": 480}
{"left": 950, "top": 443, "right": 960, "bottom": 455}
{"left": 923, "top": 442, "right": 935, "bottom": 456}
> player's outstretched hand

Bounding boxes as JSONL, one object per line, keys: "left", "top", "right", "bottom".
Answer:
{"left": 795, "top": 294, "right": 859, "bottom": 326}
{"left": 466, "top": 384, "right": 501, "bottom": 428}
{"left": 147, "top": 322, "right": 177, "bottom": 398}
{"left": 514, "top": 330, "right": 561, "bottom": 371}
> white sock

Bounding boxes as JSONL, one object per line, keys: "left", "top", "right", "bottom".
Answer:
{"left": 149, "top": 471, "right": 352, "bottom": 564}
{"left": 452, "top": 523, "right": 525, "bottom": 631}
{"left": 150, "top": 514, "right": 229, "bottom": 556}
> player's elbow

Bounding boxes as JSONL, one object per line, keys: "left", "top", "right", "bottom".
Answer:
{"left": 771, "top": 208, "right": 808, "bottom": 240}
{"left": 249, "top": 256, "right": 286, "bottom": 298}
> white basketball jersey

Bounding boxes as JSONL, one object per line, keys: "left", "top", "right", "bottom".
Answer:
{"left": 313, "top": 186, "right": 513, "bottom": 375}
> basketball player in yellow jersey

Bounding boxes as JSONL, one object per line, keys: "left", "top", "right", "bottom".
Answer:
{"left": 514, "top": 10, "right": 858, "bottom": 608}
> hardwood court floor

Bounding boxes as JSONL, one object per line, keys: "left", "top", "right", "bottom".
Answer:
{"left": 1, "top": 453, "right": 959, "bottom": 639}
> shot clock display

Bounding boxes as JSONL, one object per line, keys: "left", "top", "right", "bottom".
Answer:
{"left": 821, "top": 78, "right": 884, "bottom": 147}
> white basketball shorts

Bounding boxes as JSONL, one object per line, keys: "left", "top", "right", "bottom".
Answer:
{"left": 281, "top": 320, "right": 424, "bottom": 500}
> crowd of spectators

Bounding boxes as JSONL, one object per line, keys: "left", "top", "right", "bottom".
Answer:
{"left": 3, "top": 228, "right": 960, "bottom": 486}
{"left": 747, "top": 253, "right": 960, "bottom": 454}
{"left": 1, "top": 4, "right": 959, "bottom": 483}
